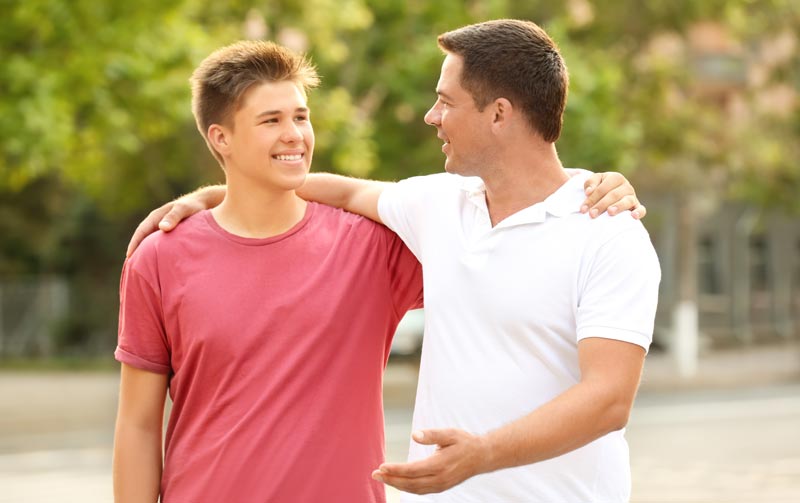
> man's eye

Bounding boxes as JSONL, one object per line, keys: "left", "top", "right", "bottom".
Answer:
{"left": 295, "top": 116, "right": 308, "bottom": 122}
{"left": 261, "top": 118, "right": 278, "bottom": 124}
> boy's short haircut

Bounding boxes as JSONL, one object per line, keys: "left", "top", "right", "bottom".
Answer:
{"left": 190, "top": 40, "right": 320, "bottom": 165}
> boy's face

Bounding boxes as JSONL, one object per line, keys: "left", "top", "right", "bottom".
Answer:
{"left": 224, "top": 80, "right": 314, "bottom": 192}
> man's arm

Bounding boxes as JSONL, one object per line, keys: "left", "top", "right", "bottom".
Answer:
{"left": 124, "top": 174, "right": 388, "bottom": 257}
{"left": 125, "top": 171, "right": 645, "bottom": 256}
{"left": 296, "top": 173, "right": 391, "bottom": 223}
{"left": 372, "top": 338, "right": 645, "bottom": 494}
{"left": 113, "top": 363, "right": 168, "bottom": 503}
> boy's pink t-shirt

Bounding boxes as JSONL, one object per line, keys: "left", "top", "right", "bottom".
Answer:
{"left": 116, "top": 203, "right": 423, "bottom": 503}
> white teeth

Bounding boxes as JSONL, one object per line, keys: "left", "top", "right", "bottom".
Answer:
{"left": 274, "top": 154, "right": 302, "bottom": 161}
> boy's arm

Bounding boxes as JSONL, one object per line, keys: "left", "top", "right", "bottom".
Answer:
{"left": 113, "top": 363, "right": 168, "bottom": 503}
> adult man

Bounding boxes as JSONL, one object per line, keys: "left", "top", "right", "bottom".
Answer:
{"left": 127, "top": 21, "right": 656, "bottom": 503}
{"left": 365, "top": 20, "right": 659, "bottom": 502}
{"left": 114, "top": 41, "right": 423, "bottom": 502}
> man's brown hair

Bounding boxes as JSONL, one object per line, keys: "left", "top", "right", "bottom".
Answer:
{"left": 437, "top": 19, "right": 568, "bottom": 143}
{"left": 190, "top": 40, "right": 320, "bottom": 165}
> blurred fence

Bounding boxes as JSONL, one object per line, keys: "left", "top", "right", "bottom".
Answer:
{"left": 0, "top": 277, "right": 68, "bottom": 358}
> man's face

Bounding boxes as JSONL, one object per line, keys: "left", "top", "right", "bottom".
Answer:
{"left": 424, "top": 53, "right": 493, "bottom": 177}
{"left": 224, "top": 80, "right": 314, "bottom": 192}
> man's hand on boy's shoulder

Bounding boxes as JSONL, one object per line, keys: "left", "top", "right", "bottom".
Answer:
{"left": 581, "top": 171, "right": 646, "bottom": 220}
{"left": 126, "top": 185, "right": 226, "bottom": 257}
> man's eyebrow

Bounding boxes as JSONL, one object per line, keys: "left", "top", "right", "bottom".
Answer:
{"left": 436, "top": 89, "right": 455, "bottom": 102}
{"left": 256, "top": 107, "right": 309, "bottom": 117}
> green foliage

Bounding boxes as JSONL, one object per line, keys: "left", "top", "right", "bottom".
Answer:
{"left": 1, "top": 0, "right": 798, "bottom": 354}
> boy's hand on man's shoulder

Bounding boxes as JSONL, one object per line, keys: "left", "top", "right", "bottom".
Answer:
{"left": 581, "top": 171, "right": 646, "bottom": 220}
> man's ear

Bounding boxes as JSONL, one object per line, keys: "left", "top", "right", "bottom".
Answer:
{"left": 491, "top": 97, "right": 514, "bottom": 131}
{"left": 207, "top": 124, "right": 231, "bottom": 156}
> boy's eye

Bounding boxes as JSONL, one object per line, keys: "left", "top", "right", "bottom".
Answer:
{"left": 295, "top": 116, "right": 308, "bottom": 122}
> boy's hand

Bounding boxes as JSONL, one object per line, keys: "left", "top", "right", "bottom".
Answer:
{"left": 126, "top": 186, "right": 225, "bottom": 257}
{"left": 581, "top": 172, "right": 646, "bottom": 219}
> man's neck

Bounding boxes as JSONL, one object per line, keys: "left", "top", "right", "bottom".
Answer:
{"left": 482, "top": 142, "right": 568, "bottom": 227}
{"left": 212, "top": 177, "right": 307, "bottom": 239}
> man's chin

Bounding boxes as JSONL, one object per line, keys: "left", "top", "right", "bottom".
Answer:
{"left": 443, "top": 160, "right": 473, "bottom": 177}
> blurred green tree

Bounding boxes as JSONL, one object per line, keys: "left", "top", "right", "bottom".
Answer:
{"left": 0, "top": 0, "right": 797, "bottom": 356}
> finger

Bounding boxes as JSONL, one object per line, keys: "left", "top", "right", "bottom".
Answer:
{"left": 160, "top": 199, "right": 205, "bottom": 231}
{"left": 125, "top": 204, "right": 175, "bottom": 257}
{"left": 158, "top": 207, "right": 183, "bottom": 231}
{"left": 603, "top": 194, "right": 640, "bottom": 216}
{"left": 583, "top": 172, "right": 627, "bottom": 210}
{"left": 631, "top": 203, "right": 647, "bottom": 220}
{"left": 373, "top": 473, "right": 441, "bottom": 495}
{"left": 126, "top": 216, "right": 160, "bottom": 257}
{"left": 378, "top": 458, "right": 440, "bottom": 478}
{"left": 587, "top": 187, "right": 630, "bottom": 218}
{"left": 583, "top": 172, "right": 605, "bottom": 198}
{"left": 412, "top": 428, "right": 459, "bottom": 447}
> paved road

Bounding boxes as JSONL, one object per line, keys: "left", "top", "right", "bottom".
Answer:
{"left": 1, "top": 369, "right": 798, "bottom": 503}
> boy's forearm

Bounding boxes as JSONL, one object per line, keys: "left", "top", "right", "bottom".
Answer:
{"left": 113, "top": 424, "right": 163, "bottom": 502}
{"left": 298, "top": 173, "right": 390, "bottom": 223}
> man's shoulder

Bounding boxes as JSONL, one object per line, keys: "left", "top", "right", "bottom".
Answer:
{"left": 589, "top": 211, "right": 650, "bottom": 240}
{"left": 400, "top": 172, "right": 467, "bottom": 190}
{"left": 382, "top": 172, "right": 471, "bottom": 209}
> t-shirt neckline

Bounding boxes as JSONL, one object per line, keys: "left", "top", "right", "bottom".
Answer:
{"left": 202, "top": 202, "right": 315, "bottom": 246}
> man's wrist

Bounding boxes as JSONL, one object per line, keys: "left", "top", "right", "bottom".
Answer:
{"left": 476, "top": 433, "right": 501, "bottom": 475}
{"left": 195, "top": 185, "right": 226, "bottom": 208}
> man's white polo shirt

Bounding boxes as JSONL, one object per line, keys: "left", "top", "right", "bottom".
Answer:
{"left": 378, "top": 172, "right": 661, "bottom": 503}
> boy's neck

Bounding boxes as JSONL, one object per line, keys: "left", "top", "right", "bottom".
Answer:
{"left": 212, "top": 178, "right": 307, "bottom": 239}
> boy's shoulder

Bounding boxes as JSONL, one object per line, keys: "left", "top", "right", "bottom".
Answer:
{"left": 128, "top": 211, "right": 209, "bottom": 264}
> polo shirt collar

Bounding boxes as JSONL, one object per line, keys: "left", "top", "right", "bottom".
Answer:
{"left": 460, "top": 173, "right": 588, "bottom": 227}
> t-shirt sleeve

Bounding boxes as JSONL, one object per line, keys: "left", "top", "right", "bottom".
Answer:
{"left": 576, "top": 225, "right": 661, "bottom": 352}
{"left": 377, "top": 175, "right": 436, "bottom": 259}
{"left": 383, "top": 229, "right": 424, "bottom": 315}
{"left": 116, "top": 250, "right": 171, "bottom": 374}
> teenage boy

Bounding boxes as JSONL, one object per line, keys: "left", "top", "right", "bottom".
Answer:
{"left": 113, "top": 41, "right": 423, "bottom": 503}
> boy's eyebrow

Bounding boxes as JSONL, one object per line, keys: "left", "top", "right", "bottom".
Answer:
{"left": 256, "top": 107, "right": 309, "bottom": 117}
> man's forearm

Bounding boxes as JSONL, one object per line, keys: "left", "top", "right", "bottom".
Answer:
{"left": 479, "top": 339, "right": 644, "bottom": 474}
{"left": 297, "top": 173, "right": 391, "bottom": 223}
{"left": 480, "top": 379, "right": 632, "bottom": 473}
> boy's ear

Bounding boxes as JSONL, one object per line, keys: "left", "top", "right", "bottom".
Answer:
{"left": 207, "top": 124, "right": 230, "bottom": 155}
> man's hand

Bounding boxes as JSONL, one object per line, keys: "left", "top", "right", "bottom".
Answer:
{"left": 372, "top": 429, "right": 491, "bottom": 495}
{"left": 581, "top": 172, "right": 646, "bottom": 219}
{"left": 125, "top": 185, "right": 226, "bottom": 257}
